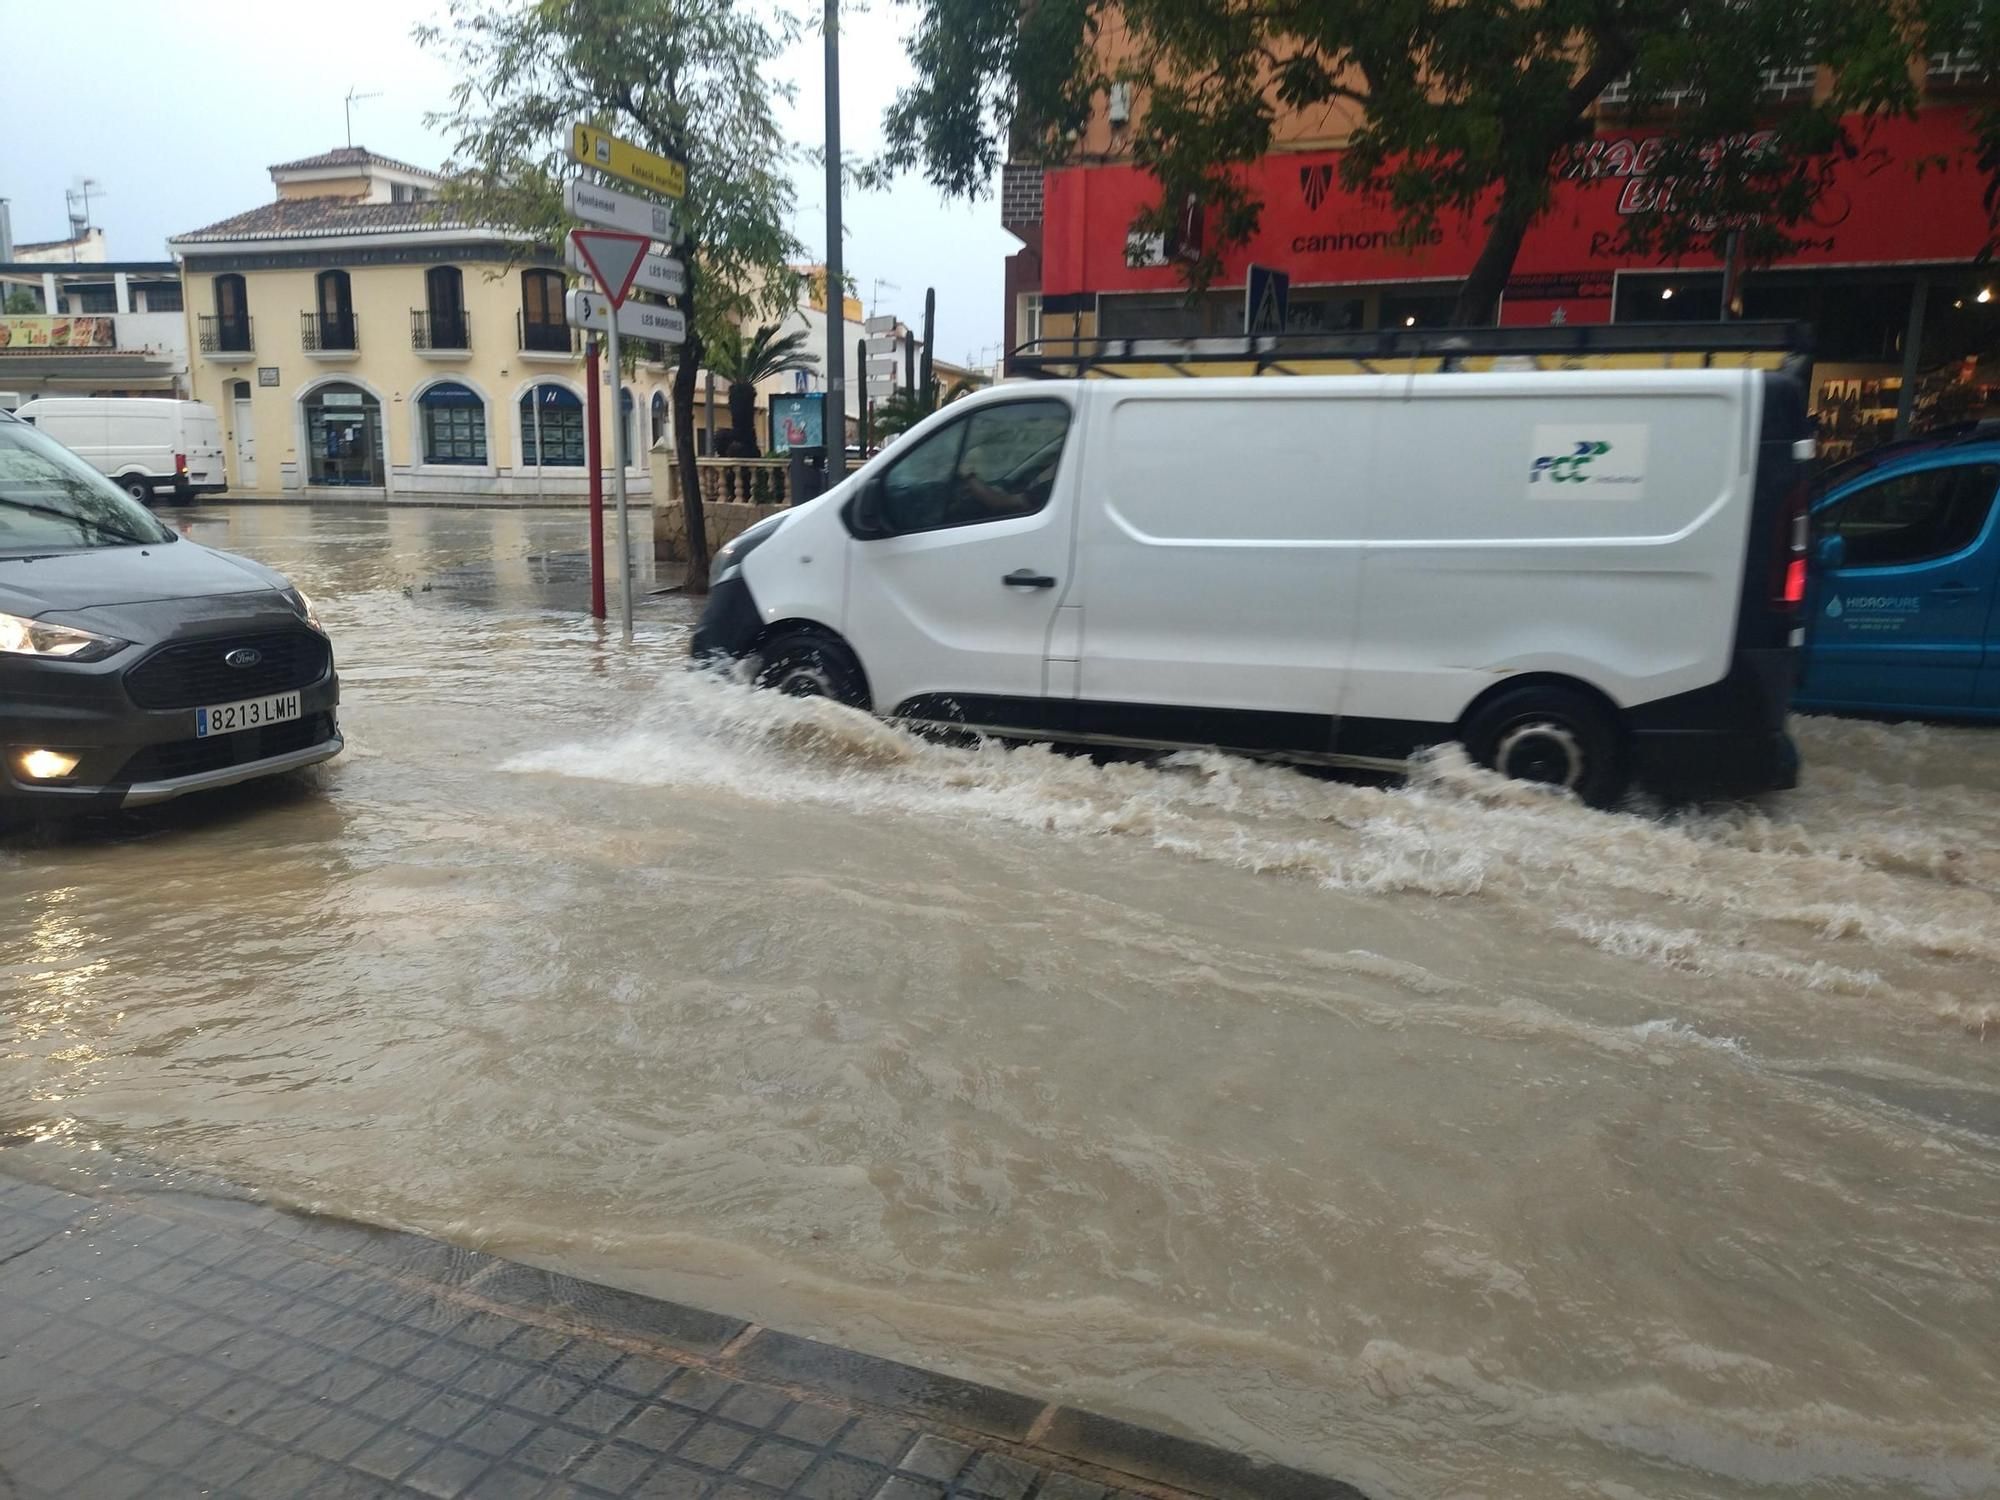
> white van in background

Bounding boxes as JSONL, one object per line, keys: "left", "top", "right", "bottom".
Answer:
{"left": 12, "top": 397, "right": 226, "bottom": 504}
{"left": 693, "top": 350, "right": 1813, "bottom": 806}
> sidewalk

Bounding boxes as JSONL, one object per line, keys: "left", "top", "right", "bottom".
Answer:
{"left": 0, "top": 1155, "right": 1365, "bottom": 1500}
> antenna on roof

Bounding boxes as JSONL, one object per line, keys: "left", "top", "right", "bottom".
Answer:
{"left": 344, "top": 86, "right": 383, "bottom": 149}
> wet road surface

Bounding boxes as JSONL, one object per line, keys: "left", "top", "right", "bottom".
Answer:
{"left": 4, "top": 504, "right": 1998, "bottom": 1499}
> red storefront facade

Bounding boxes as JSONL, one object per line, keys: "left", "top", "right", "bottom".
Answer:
{"left": 1007, "top": 107, "right": 1998, "bottom": 457}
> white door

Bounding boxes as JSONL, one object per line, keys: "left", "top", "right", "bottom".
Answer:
{"left": 232, "top": 394, "right": 258, "bottom": 489}
{"left": 842, "top": 396, "right": 1080, "bottom": 726}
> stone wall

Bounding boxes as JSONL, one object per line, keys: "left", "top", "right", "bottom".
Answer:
{"left": 649, "top": 452, "right": 866, "bottom": 562}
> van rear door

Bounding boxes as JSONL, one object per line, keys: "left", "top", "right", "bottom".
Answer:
{"left": 1804, "top": 456, "right": 2000, "bottom": 711}
{"left": 842, "top": 395, "right": 1081, "bottom": 729}
{"left": 1070, "top": 382, "right": 1375, "bottom": 754}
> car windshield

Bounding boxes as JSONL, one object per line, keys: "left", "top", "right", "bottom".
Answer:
{"left": 0, "top": 415, "right": 175, "bottom": 552}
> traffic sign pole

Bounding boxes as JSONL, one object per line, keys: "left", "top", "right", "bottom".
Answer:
{"left": 608, "top": 313, "right": 632, "bottom": 644}
{"left": 585, "top": 338, "right": 606, "bottom": 622}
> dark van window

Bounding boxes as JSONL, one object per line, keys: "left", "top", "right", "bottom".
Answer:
{"left": 876, "top": 400, "right": 1071, "bottom": 535}
{"left": 1816, "top": 463, "right": 2000, "bottom": 569}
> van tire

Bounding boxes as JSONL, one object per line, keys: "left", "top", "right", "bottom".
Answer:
{"left": 1461, "top": 685, "right": 1625, "bottom": 808}
{"left": 754, "top": 632, "right": 869, "bottom": 710}
{"left": 120, "top": 475, "right": 152, "bottom": 503}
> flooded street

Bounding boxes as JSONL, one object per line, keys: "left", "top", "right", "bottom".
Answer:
{"left": 5, "top": 504, "right": 1998, "bottom": 1499}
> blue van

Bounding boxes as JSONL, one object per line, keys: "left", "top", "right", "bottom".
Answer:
{"left": 1798, "top": 424, "right": 2000, "bottom": 719}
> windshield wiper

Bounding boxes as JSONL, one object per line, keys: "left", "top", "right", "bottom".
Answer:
{"left": 0, "top": 500, "right": 160, "bottom": 547}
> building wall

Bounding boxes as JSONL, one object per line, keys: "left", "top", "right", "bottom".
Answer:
{"left": 181, "top": 256, "right": 674, "bottom": 501}
{"left": 275, "top": 176, "right": 373, "bottom": 202}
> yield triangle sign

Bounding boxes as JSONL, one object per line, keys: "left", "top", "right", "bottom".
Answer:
{"left": 569, "top": 229, "right": 652, "bottom": 307}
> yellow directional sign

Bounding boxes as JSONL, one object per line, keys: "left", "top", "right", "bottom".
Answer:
{"left": 571, "top": 124, "right": 686, "bottom": 200}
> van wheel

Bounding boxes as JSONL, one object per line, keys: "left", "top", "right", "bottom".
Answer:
{"left": 754, "top": 633, "right": 869, "bottom": 710}
{"left": 121, "top": 475, "right": 151, "bottom": 503}
{"left": 1461, "top": 685, "right": 1625, "bottom": 808}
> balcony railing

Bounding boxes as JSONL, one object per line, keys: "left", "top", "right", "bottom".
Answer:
{"left": 301, "top": 312, "right": 358, "bottom": 353}
{"left": 197, "top": 314, "right": 254, "bottom": 354}
{"left": 518, "top": 312, "right": 578, "bottom": 355}
{"left": 411, "top": 309, "right": 471, "bottom": 351}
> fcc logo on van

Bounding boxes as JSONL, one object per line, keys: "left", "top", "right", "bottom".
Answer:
{"left": 1527, "top": 424, "right": 1649, "bottom": 500}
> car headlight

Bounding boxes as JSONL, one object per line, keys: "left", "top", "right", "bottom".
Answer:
{"left": 0, "top": 611, "right": 127, "bottom": 663}
{"left": 285, "top": 587, "right": 324, "bottom": 633}
{"left": 711, "top": 515, "right": 785, "bottom": 586}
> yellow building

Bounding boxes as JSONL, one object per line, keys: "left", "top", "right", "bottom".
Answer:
{"left": 169, "top": 148, "right": 676, "bottom": 501}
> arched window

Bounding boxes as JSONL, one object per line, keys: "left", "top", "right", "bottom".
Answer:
{"left": 312, "top": 269, "right": 356, "bottom": 350}
{"left": 520, "top": 269, "right": 568, "bottom": 352}
{"left": 651, "top": 390, "right": 669, "bottom": 446}
{"left": 618, "top": 387, "right": 636, "bottom": 468}
{"left": 210, "top": 274, "right": 250, "bottom": 352}
{"left": 424, "top": 266, "right": 467, "bottom": 349}
{"left": 419, "top": 382, "right": 487, "bottom": 465}
{"left": 520, "top": 384, "right": 584, "bottom": 467}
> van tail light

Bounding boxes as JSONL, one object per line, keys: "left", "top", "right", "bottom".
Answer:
{"left": 175, "top": 451, "right": 188, "bottom": 476}
{"left": 1772, "top": 469, "right": 1810, "bottom": 613}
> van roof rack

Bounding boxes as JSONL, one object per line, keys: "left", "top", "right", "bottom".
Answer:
{"left": 1010, "top": 320, "right": 1814, "bottom": 378}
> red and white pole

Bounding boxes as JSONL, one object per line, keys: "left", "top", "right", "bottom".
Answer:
{"left": 584, "top": 335, "right": 606, "bottom": 620}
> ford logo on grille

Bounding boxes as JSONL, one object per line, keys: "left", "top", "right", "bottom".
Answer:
{"left": 224, "top": 648, "right": 263, "bottom": 669}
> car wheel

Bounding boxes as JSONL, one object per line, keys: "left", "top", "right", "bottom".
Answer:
{"left": 121, "top": 475, "right": 152, "bottom": 503}
{"left": 753, "top": 632, "right": 869, "bottom": 710}
{"left": 1461, "top": 685, "right": 1625, "bottom": 808}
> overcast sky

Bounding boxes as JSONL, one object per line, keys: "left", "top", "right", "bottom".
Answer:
{"left": 0, "top": 0, "right": 1015, "bottom": 366}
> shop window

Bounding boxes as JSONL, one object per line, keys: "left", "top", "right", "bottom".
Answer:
{"left": 520, "top": 384, "right": 584, "bottom": 467}
{"left": 1815, "top": 463, "right": 2000, "bottom": 568}
{"left": 521, "top": 270, "right": 568, "bottom": 352}
{"left": 141, "top": 283, "right": 183, "bottom": 313}
{"left": 420, "top": 382, "right": 488, "bottom": 466}
{"left": 304, "top": 382, "right": 384, "bottom": 487}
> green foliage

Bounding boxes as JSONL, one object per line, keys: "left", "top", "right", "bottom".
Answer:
{"left": 705, "top": 322, "right": 818, "bottom": 386}
{"left": 885, "top": 0, "right": 1987, "bottom": 323}
{"left": 871, "top": 376, "right": 972, "bottom": 441}
{"left": 417, "top": 0, "right": 809, "bottom": 582}
{"left": 1, "top": 288, "right": 42, "bottom": 315}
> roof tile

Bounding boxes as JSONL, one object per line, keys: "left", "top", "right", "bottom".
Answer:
{"left": 169, "top": 198, "right": 474, "bottom": 245}
{"left": 267, "top": 146, "right": 439, "bottom": 179}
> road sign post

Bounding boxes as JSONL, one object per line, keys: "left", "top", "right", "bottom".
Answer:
{"left": 1246, "top": 264, "right": 1290, "bottom": 334}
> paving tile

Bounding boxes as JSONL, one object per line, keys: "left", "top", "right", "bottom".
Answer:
{"left": 618, "top": 1402, "right": 699, "bottom": 1453}
{"left": 1035, "top": 1407, "right": 1367, "bottom": 1500}
{"left": 352, "top": 1370, "right": 443, "bottom": 1423}
{"left": 733, "top": 1434, "right": 820, "bottom": 1489}
{"left": 76, "top": 1458, "right": 158, "bottom": 1500}
{"left": 673, "top": 1418, "right": 758, "bottom": 1471}
{"left": 466, "top": 1465, "right": 558, "bottom": 1500}
{"left": 715, "top": 1385, "right": 791, "bottom": 1430}
{"left": 839, "top": 1416, "right": 915, "bottom": 1467}
{"left": 406, "top": 1442, "right": 501, "bottom": 1499}
{"left": 776, "top": 1402, "right": 850, "bottom": 1446}
{"left": 871, "top": 1480, "right": 946, "bottom": 1500}
{"left": 453, "top": 1356, "right": 538, "bottom": 1404}
{"left": 897, "top": 1435, "right": 974, "bottom": 1483}
{"left": 798, "top": 1454, "right": 894, "bottom": 1500}
{"left": 510, "top": 1421, "right": 595, "bottom": 1477}
{"left": 555, "top": 1386, "right": 639, "bottom": 1436}
{"left": 295, "top": 1406, "right": 388, "bottom": 1463}
{"left": 602, "top": 1354, "right": 683, "bottom": 1400}
{"left": 569, "top": 1438, "right": 658, "bottom": 1495}
{"left": 958, "top": 1451, "right": 1039, "bottom": 1500}
{"left": 411, "top": 1390, "right": 493, "bottom": 1441}
{"left": 454, "top": 1400, "right": 543, "bottom": 1455}
{"left": 350, "top": 1423, "right": 450, "bottom": 1482}
{"left": 506, "top": 1370, "right": 590, "bottom": 1420}
{"left": 244, "top": 1393, "right": 342, "bottom": 1444}
{"left": 659, "top": 1368, "right": 736, "bottom": 1414}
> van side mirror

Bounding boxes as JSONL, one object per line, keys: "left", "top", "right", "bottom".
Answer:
{"left": 1816, "top": 532, "right": 1846, "bottom": 570}
{"left": 848, "top": 479, "right": 888, "bottom": 539}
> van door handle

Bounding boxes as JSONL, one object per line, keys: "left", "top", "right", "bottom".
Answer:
{"left": 1003, "top": 569, "right": 1057, "bottom": 589}
{"left": 1931, "top": 582, "right": 1978, "bottom": 598}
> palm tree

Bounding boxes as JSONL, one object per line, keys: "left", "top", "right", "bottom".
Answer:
{"left": 704, "top": 323, "right": 818, "bottom": 457}
{"left": 870, "top": 377, "right": 974, "bottom": 444}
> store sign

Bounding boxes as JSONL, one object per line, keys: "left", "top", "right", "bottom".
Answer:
{"left": 1041, "top": 107, "right": 1991, "bottom": 312}
{"left": 0, "top": 316, "right": 115, "bottom": 350}
{"left": 770, "top": 392, "right": 824, "bottom": 454}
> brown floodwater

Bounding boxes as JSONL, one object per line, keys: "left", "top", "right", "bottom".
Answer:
{"left": 5, "top": 504, "right": 1998, "bottom": 1499}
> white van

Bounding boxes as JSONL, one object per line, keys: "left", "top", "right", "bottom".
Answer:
{"left": 13, "top": 397, "right": 226, "bottom": 504}
{"left": 693, "top": 361, "right": 1813, "bottom": 804}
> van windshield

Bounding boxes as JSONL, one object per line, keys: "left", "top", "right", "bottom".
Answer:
{"left": 0, "top": 416, "right": 174, "bottom": 552}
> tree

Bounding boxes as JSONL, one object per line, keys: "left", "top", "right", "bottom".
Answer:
{"left": 2, "top": 288, "right": 41, "bottom": 315}
{"left": 704, "top": 322, "right": 817, "bottom": 455}
{"left": 419, "top": 0, "right": 805, "bottom": 591}
{"left": 885, "top": 0, "right": 1963, "bottom": 325}
{"left": 870, "top": 376, "right": 972, "bottom": 441}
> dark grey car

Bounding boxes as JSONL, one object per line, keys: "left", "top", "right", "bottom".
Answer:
{"left": 0, "top": 409, "right": 340, "bottom": 820}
